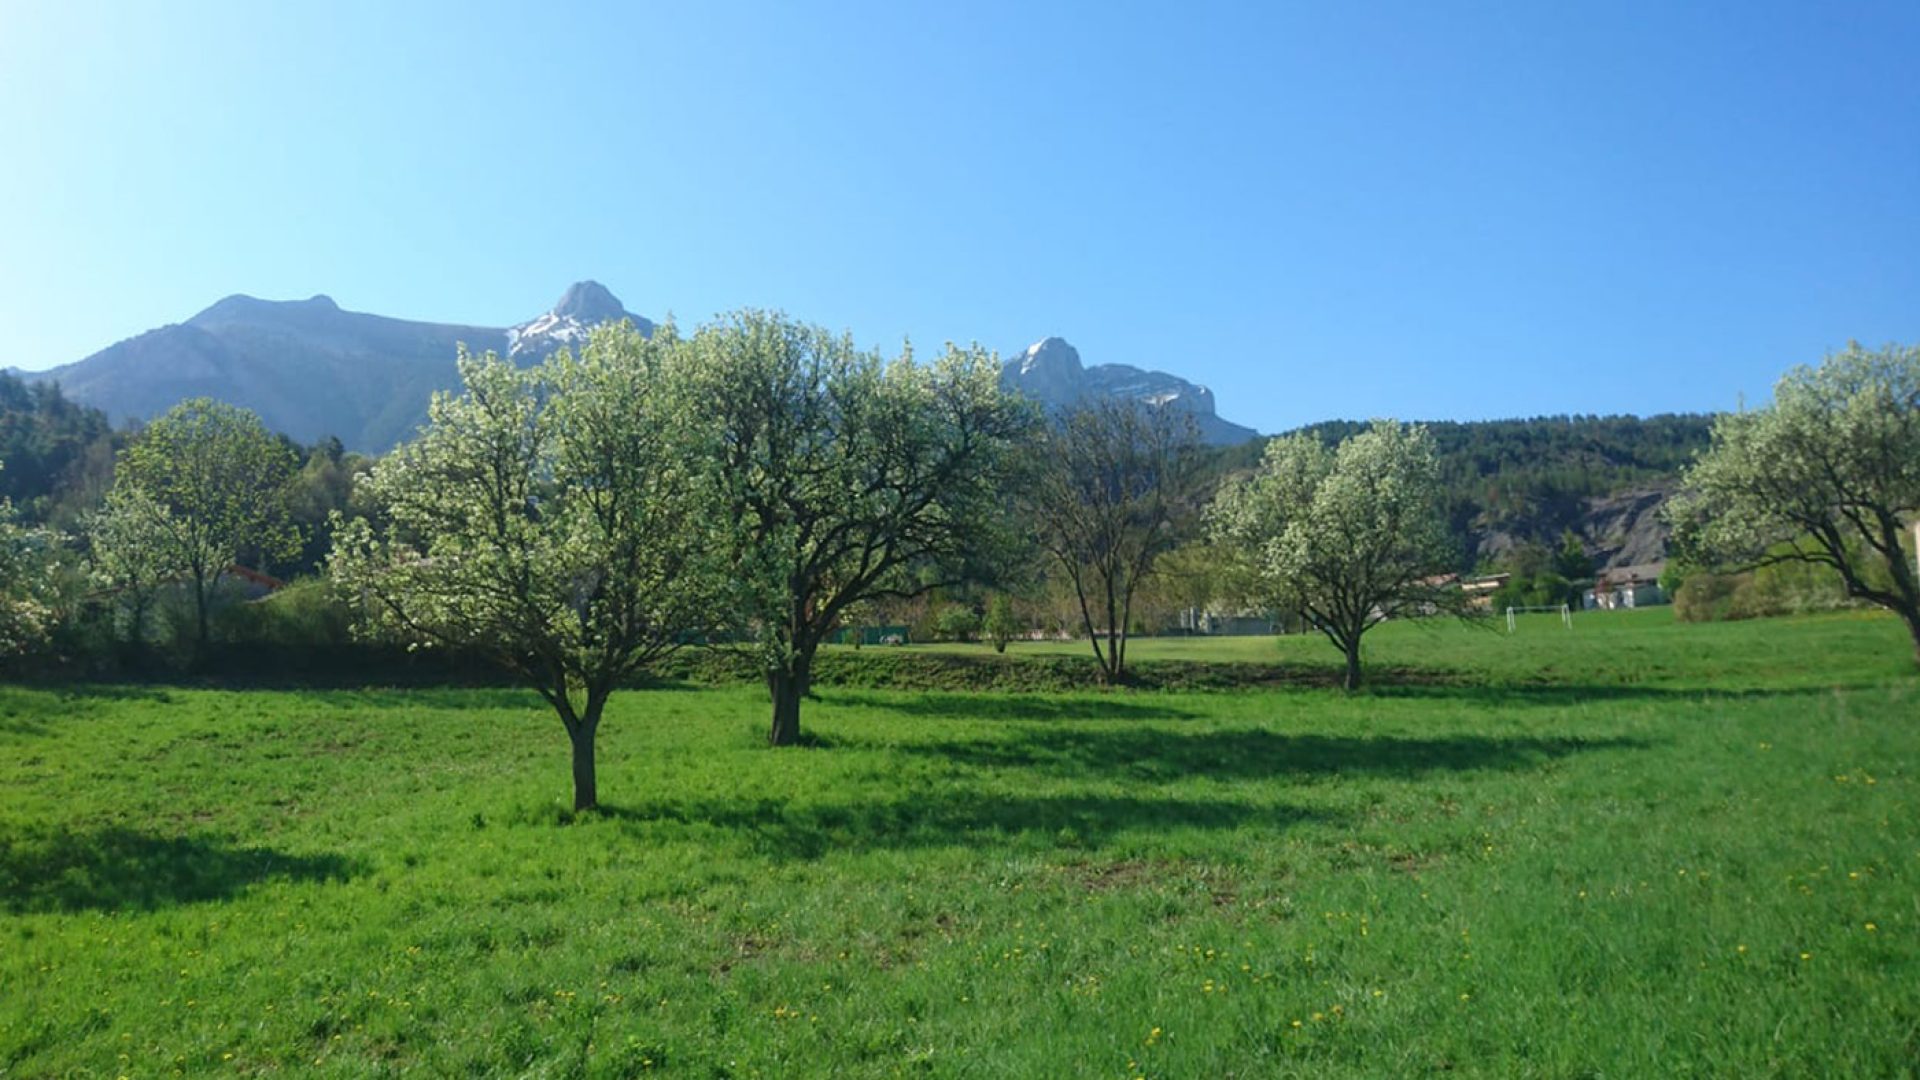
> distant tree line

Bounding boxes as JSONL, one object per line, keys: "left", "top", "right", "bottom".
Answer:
{"left": 0, "top": 371, "right": 118, "bottom": 529}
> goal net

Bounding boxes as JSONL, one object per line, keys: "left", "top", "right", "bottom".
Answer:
{"left": 1505, "top": 604, "right": 1572, "bottom": 633}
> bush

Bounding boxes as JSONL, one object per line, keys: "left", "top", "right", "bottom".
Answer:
{"left": 1490, "top": 572, "right": 1580, "bottom": 612}
{"left": 1674, "top": 562, "right": 1855, "bottom": 623}
{"left": 0, "top": 509, "right": 67, "bottom": 660}
{"left": 215, "top": 579, "right": 355, "bottom": 647}
{"left": 934, "top": 604, "right": 980, "bottom": 643}
{"left": 1673, "top": 571, "right": 1745, "bottom": 622}
{"left": 1741, "top": 560, "right": 1851, "bottom": 616}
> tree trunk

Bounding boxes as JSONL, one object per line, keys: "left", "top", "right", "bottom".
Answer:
{"left": 1342, "top": 639, "right": 1363, "bottom": 691}
{"left": 796, "top": 653, "right": 814, "bottom": 700}
{"left": 1904, "top": 606, "right": 1920, "bottom": 669}
{"left": 768, "top": 668, "right": 803, "bottom": 747}
{"left": 569, "top": 699, "right": 604, "bottom": 812}
{"left": 193, "top": 576, "right": 212, "bottom": 661}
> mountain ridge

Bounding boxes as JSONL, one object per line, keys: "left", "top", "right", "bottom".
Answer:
{"left": 26, "top": 285, "right": 1259, "bottom": 451}
{"left": 998, "top": 336, "right": 1257, "bottom": 446}
{"left": 26, "top": 284, "right": 651, "bottom": 451}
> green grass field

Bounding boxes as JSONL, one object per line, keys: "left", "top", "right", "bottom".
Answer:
{"left": 4, "top": 609, "right": 1918, "bottom": 1077}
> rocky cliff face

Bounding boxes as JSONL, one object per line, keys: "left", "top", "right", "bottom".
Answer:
{"left": 1578, "top": 487, "right": 1673, "bottom": 569}
{"left": 999, "top": 337, "right": 1258, "bottom": 446}
{"left": 1474, "top": 485, "right": 1676, "bottom": 571}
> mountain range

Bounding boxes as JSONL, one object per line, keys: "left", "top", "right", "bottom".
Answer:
{"left": 19, "top": 283, "right": 1256, "bottom": 452}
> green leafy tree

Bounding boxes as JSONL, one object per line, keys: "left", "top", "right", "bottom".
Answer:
{"left": 282, "top": 436, "right": 369, "bottom": 577}
{"left": 1491, "top": 571, "right": 1577, "bottom": 612}
{"left": 1029, "top": 398, "right": 1203, "bottom": 682}
{"left": 935, "top": 604, "right": 981, "bottom": 643}
{"left": 1210, "top": 420, "right": 1464, "bottom": 690}
{"left": 682, "top": 311, "right": 1035, "bottom": 746}
{"left": 107, "top": 399, "right": 301, "bottom": 656}
{"left": 331, "top": 324, "right": 720, "bottom": 810}
{"left": 1552, "top": 529, "right": 1592, "bottom": 581}
{"left": 85, "top": 488, "right": 187, "bottom": 652}
{"left": 1668, "top": 342, "right": 1920, "bottom": 664}
{"left": 1136, "top": 539, "right": 1240, "bottom": 633}
{"left": 0, "top": 468, "right": 64, "bottom": 658}
{"left": 983, "top": 593, "right": 1019, "bottom": 653}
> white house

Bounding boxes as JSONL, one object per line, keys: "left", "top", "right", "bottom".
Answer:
{"left": 1584, "top": 562, "right": 1666, "bottom": 610}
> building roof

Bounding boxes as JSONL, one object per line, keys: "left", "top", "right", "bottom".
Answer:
{"left": 1598, "top": 561, "right": 1665, "bottom": 586}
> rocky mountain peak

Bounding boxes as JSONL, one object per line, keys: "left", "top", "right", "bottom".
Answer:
{"left": 998, "top": 335, "right": 1257, "bottom": 446}
{"left": 1018, "top": 336, "right": 1082, "bottom": 375}
{"left": 551, "top": 281, "right": 626, "bottom": 324}
{"left": 508, "top": 281, "right": 652, "bottom": 361}
{"left": 1007, "top": 337, "right": 1086, "bottom": 403}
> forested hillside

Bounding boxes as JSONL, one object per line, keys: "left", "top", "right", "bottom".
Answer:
{"left": 1213, "top": 414, "right": 1717, "bottom": 568}
{"left": 0, "top": 371, "right": 118, "bottom": 527}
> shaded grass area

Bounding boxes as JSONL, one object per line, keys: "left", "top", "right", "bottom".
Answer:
{"left": 1, "top": 609, "right": 1917, "bottom": 1077}
{"left": 0, "top": 826, "right": 360, "bottom": 914}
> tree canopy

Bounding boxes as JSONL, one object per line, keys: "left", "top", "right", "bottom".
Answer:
{"left": 1210, "top": 420, "right": 1464, "bottom": 689}
{"left": 680, "top": 310, "right": 1035, "bottom": 745}
{"left": 331, "top": 322, "right": 721, "bottom": 809}
{"left": 0, "top": 467, "right": 65, "bottom": 658}
{"left": 101, "top": 398, "right": 301, "bottom": 656}
{"left": 1028, "top": 398, "right": 1204, "bottom": 682}
{"left": 1669, "top": 342, "right": 1920, "bottom": 663}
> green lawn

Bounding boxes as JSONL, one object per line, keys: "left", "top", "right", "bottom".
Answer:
{"left": 3, "top": 610, "right": 1918, "bottom": 1077}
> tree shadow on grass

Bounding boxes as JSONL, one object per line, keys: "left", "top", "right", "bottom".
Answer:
{"left": 0, "top": 685, "right": 177, "bottom": 732}
{"left": 882, "top": 728, "right": 1652, "bottom": 783}
{"left": 828, "top": 690, "right": 1203, "bottom": 722}
{"left": 0, "top": 826, "right": 361, "bottom": 914}
{"left": 594, "top": 793, "right": 1336, "bottom": 860}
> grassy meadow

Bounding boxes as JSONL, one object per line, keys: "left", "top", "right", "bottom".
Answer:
{"left": 3, "top": 609, "right": 1918, "bottom": 1077}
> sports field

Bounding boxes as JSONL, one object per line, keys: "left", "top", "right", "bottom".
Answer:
{"left": 3, "top": 609, "right": 1916, "bottom": 1076}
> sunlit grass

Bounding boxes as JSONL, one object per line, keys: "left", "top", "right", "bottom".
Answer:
{"left": 3, "top": 609, "right": 1917, "bottom": 1076}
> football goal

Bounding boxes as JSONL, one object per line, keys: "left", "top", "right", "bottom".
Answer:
{"left": 1505, "top": 604, "right": 1572, "bottom": 633}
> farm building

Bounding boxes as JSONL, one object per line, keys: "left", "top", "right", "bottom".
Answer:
{"left": 1585, "top": 562, "right": 1666, "bottom": 610}
{"left": 1176, "top": 609, "right": 1279, "bottom": 636}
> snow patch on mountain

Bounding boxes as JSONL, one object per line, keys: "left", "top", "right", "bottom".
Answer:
{"left": 507, "top": 282, "right": 653, "bottom": 360}
{"left": 999, "top": 336, "right": 1257, "bottom": 446}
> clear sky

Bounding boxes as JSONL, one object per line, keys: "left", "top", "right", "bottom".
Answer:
{"left": 2, "top": 0, "right": 1916, "bottom": 434}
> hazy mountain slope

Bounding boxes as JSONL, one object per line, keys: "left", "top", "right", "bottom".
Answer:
{"left": 34, "top": 291, "right": 1255, "bottom": 454}
{"left": 29, "top": 283, "right": 651, "bottom": 452}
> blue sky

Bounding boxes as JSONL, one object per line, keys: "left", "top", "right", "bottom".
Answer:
{"left": 2, "top": 0, "right": 1916, "bottom": 434}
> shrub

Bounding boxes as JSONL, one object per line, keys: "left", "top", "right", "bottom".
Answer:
{"left": 934, "top": 604, "right": 980, "bottom": 643}
{"left": 216, "top": 579, "right": 355, "bottom": 647}
{"left": 1490, "top": 572, "right": 1580, "bottom": 612}
{"left": 1674, "top": 563, "right": 1856, "bottom": 623}
{"left": 1673, "top": 571, "right": 1745, "bottom": 622}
